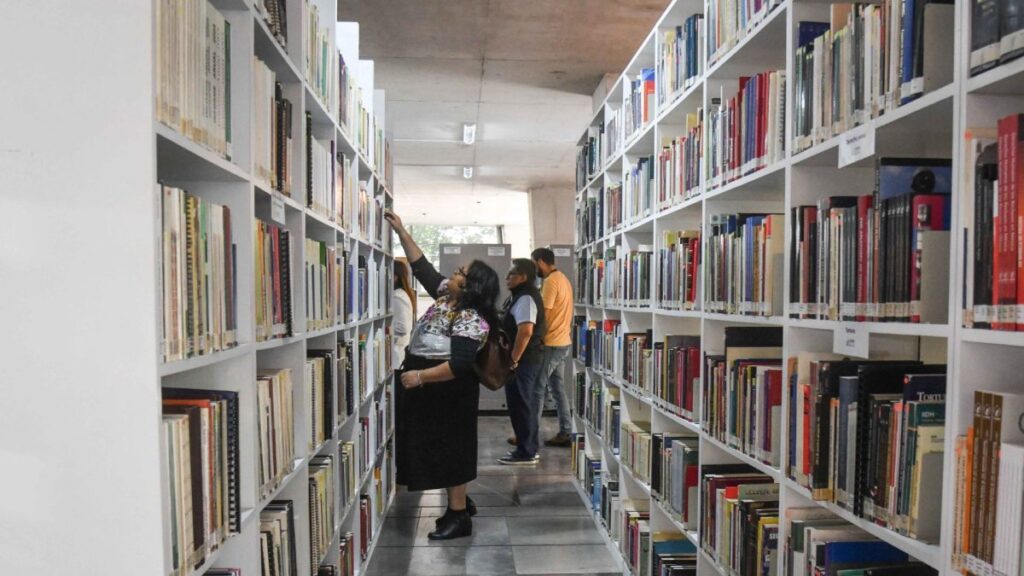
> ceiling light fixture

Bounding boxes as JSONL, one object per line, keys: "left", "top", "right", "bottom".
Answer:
{"left": 463, "top": 166, "right": 473, "bottom": 179}
{"left": 462, "top": 123, "right": 476, "bottom": 145}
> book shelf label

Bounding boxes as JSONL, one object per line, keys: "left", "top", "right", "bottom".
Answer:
{"left": 833, "top": 323, "right": 869, "bottom": 358}
{"left": 554, "top": 247, "right": 571, "bottom": 257}
{"left": 443, "top": 246, "right": 461, "bottom": 254}
{"left": 487, "top": 246, "right": 506, "bottom": 256}
{"left": 272, "top": 195, "right": 286, "bottom": 225}
{"left": 837, "top": 123, "right": 875, "bottom": 168}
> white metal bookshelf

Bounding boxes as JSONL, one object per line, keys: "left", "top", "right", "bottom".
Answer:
{"left": 568, "top": 0, "right": 1024, "bottom": 575}
{"left": 3, "top": 1, "right": 395, "bottom": 575}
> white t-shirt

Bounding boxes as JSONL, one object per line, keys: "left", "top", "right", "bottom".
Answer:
{"left": 510, "top": 294, "right": 537, "bottom": 325}
{"left": 392, "top": 288, "right": 413, "bottom": 367}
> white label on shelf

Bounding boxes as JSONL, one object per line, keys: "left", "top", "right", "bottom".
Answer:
{"left": 554, "top": 248, "right": 571, "bottom": 257}
{"left": 271, "top": 195, "right": 286, "bottom": 225}
{"left": 443, "top": 246, "right": 461, "bottom": 254}
{"left": 487, "top": 246, "right": 506, "bottom": 256}
{"left": 837, "top": 123, "right": 875, "bottom": 168}
{"left": 833, "top": 323, "right": 869, "bottom": 358}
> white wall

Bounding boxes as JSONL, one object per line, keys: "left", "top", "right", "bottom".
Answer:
{"left": 0, "top": 1, "right": 166, "bottom": 574}
{"left": 528, "top": 187, "right": 575, "bottom": 249}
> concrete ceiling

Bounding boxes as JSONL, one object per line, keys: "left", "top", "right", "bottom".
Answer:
{"left": 338, "top": 0, "right": 669, "bottom": 227}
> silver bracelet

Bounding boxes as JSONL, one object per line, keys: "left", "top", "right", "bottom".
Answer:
{"left": 416, "top": 371, "right": 423, "bottom": 387}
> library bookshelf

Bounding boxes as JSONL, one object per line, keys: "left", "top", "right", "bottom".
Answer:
{"left": 3, "top": 1, "right": 393, "bottom": 575}
{"left": 569, "top": 0, "right": 1024, "bottom": 575}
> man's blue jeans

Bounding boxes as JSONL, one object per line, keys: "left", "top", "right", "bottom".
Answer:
{"left": 505, "top": 358, "right": 542, "bottom": 458}
{"left": 534, "top": 345, "right": 572, "bottom": 437}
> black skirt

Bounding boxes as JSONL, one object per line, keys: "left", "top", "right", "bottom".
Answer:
{"left": 395, "top": 353, "right": 480, "bottom": 491}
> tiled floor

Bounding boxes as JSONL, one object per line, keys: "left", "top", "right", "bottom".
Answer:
{"left": 364, "top": 416, "right": 621, "bottom": 576}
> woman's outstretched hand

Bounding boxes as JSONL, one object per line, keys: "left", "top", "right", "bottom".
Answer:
{"left": 400, "top": 370, "right": 421, "bottom": 389}
{"left": 384, "top": 209, "right": 406, "bottom": 235}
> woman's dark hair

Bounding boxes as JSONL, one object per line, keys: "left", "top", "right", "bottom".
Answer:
{"left": 455, "top": 259, "right": 501, "bottom": 330}
{"left": 393, "top": 258, "right": 417, "bottom": 318}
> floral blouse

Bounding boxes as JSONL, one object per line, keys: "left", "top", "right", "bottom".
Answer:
{"left": 406, "top": 259, "right": 490, "bottom": 360}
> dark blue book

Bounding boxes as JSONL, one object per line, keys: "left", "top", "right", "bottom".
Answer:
{"left": 823, "top": 540, "right": 908, "bottom": 575}
{"left": 798, "top": 21, "right": 829, "bottom": 48}
{"left": 902, "top": 373, "right": 946, "bottom": 403}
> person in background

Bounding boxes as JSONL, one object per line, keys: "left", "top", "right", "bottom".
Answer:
{"left": 531, "top": 247, "right": 574, "bottom": 447}
{"left": 499, "top": 259, "right": 547, "bottom": 465}
{"left": 392, "top": 258, "right": 416, "bottom": 368}
{"left": 384, "top": 209, "right": 501, "bottom": 540}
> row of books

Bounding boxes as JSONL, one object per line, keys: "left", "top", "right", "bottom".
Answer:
{"left": 256, "top": 0, "right": 287, "bottom": 48}
{"left": 706, "top": 0, "right": 784, "bottom": 66}
{"left": 305, "top": 2, "right": 338, "bottom": 115}
{"left": 607, "top": 108, "right": 623, "bottom": 164}
{"left": 658, "top": 16, "right": 705, "bottom": 106}
{"left": 573, "top": 317, "right": 618, "bottom": 374}
{"left": 309, "top": 454, "right": 336, "bottom": 567}
{"left": 652, "top": 335, "right": 701, "bottom": 419}
{"left": 156, "top": 0, "right": 232, "bottom": 159}
{"left": 792, "top": 0, "right": 954, "bottom": 155}
{"left": 700, "top": 470, "right": 778, "bottom": 576}
{"left": 657, "top": 230, "right": 701, "bottom": 312}
{"left": 789, "top": 159, "right": 952, "bottom": 323}
{"left": 704, "top": 213, "right": 784, "bottom": 317}
{"left": 657, "top": 115, "right": 703, "bottom": 207}
{"left": 256, "top": 219, "right": 293, "bottom": 342}
{"left": 307, "top": 351, "right": 335, "bottom": 450}
{"left": 970, "top": 0, "right": 1024, "bottom": 75}
{"left": 258, "top": 368, "right": 297, "bottom": 499}
{"left": 576, "top": 130, "right": 602, "bottom": 191}
{"left": 305, "top": 238, "right": 340, "bottom": 331}
{"left": 621, "top": 420, "right": 654, "bottom": 485}
{"left": 951, "top": 390, "right": 1024, "bottom": 575}
{"left": 787, "top": 351, "right": 946, "bottom": 544}
{"left": 651, "top": 434, "right": 699, "bottom": 530}
{"left": 161, "top": 185, "right": 238, "bottom": 362}
{"left": 625, "top": 69, "right": 656, "bottom": 140}
{"left": 706, "top": 70, "right": 786, "bottom": 189}
{"left": 964, "top": 115, "right": 1024, "bottom": 331}
{"left": 260, "top": 500, "right": 298, "bottom": 576}
{"left": 604, "top": 245, "right": 655, "bottom": 307}
{"left": 254, "top": 59, "right": 295, "bottom": 196}
{"left": 576, "top": 196, "right": 603, "bottom": 247}
{"left": 703, "top": 327, "right": 783, "bottom": 468}
{"left": 783, "top": 506, "right": 937, "bottom": 576}
{"left": 163, "top": 387, "right": 241, "bottom": 575}
{"left": 305, "top": 119, "right": 355, "bottom": 224}
{"left": 624, "top": 155, "right": 656, "bottom": 224}
{"left": 339, "top": 441, "right": 357, "bottom": 514}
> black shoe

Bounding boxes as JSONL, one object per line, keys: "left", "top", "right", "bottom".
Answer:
{"left": 434, "top": 496, "right": 477, "bottom": 527}
{"left": 428, "top": 509, "right": 472, "bottom": 540}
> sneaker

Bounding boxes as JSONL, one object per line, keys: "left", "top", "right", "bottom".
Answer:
{"left": 498, "top": 454, "right": 539, "bottom": 465}
{"left": 544, "top": 432, "right": 572, "bottom": 447}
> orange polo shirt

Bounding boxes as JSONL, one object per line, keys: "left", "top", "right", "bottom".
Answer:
{"left": 540, "top": 269, "right": 573, "bottom": 347}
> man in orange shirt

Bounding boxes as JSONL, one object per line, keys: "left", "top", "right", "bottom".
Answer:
{"left": 531, "top": 247, "right": 574, "bottom": 447}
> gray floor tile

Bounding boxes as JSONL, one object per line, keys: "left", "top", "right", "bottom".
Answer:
{"left": 363, "top": 545, "right": 517, "bottom": 576}
{"left": 506, "top": 517, "right": 604, "bottom": 546}
{"left": 512, "top": 545, "right": 618, "bottom": 575}
{"left": 515, "top": 492, "right": 589, "bottom": 508}
{"left": 364, "top": 417, "right": 619, "bottom": 576}
{"left": 414, "top": 516, "right": 510, "bottom": 547}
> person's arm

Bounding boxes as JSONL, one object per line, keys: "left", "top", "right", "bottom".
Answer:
{"left": 399, "top": 335, "right": 479, "bottom": 388}
{"left": 384, "top": 210, "right": 422, "bottom": 263}
{"left": 511, "top": 322, "right": 534, "bottom": 367}
{"left": 540, "top": 276, "right": 557, "bottom": 314}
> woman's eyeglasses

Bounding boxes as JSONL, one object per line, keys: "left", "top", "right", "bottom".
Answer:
{"left": 454, "top": 266, "right": 467, "bottom": 278}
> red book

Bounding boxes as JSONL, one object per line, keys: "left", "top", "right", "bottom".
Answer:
{"left": 856, "top": 196, "right": 873, "bottom": 321}
{"left": 800, "top": 383, "right": 813, "bottom": 476}
{"left": 996, "top": 116, "right": 1018, "bottom": 330}
{"left": 1015, "top": 114, "right": 1024, "bottom": 330}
